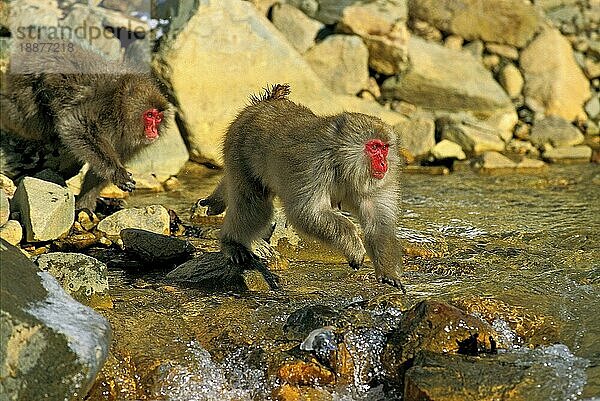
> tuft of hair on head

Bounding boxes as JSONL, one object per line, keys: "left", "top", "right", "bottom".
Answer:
{"left": 249, "top": 83, "right": 291, "bottom": 105}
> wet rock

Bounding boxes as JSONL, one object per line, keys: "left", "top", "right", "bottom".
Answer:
{"left": 530, "top": 116, "right": 585, "bottom": 148}
{"left": 34, "top": 252, "right": 112, "bottom": 309}
{"left": 166, "top": 252, "right": 278, "bottom": 291}
{"left": 271, "top": 3, "right": 324, "bottom": 54}
{"left": 407, "top": 0, "right": 540, "bottom": 47}
{"left": 0, "top": 173, "right": 16, "bottom": 198}
{"left": 96, "top": 205, "right": 170, "bottom": 240}
{"left": 121, "top": 228, "right": 195, "bottom": 265}
{"left": 12, "top": 177, "right": 75, "bottom": 243}
{"left": 542, "top": 145, "right": 593, "bottom": 163}
{"left": 521, "top": 28, "right": 591, "bottom": 121}
{"left": 394, "top": 116, "right": 436, "bottom": 158}
{"left": 382, "top": 300, "right": 503, "bottom": 382}
{"left": 284, "top": 305, "right": 340, "bottom": 341}
{"left": 430, "top": 139, "right": 466, "bottom": 160}
{"left": 0, "top": 220, "right": 23, "bottom": 246}
{"left": 337, "top": 1, "right": 409, "bottom": 75}
{"left": 438, "top": 118, "right": 506, "bottom": 155}
{"left": 272, "top": 384, "right": 332, "bottom": 401}
{"left": 155, "top": 0, "right": 405, "bottom": 164}
{"left": 277, "top": 360, "right": 335, "bottom": 386}
{"left": 0, "top": 239, "right": 111, "bottom": 400}
{"left": 126, "top": 114, "right": 189, "bottom": 183}
{"left": 381, "top": 37, "right": 512, "bottom": 116}
{"left": 404, "top": 345, "right": 588, "bottom": 401}
{"left": 485, "top": 43, "right": 519, "bottom": 60}
{"left": 0, "top": 189, "right": 8, "bottom": 226}
{"left": 52, "top": 231, "right": 99, "bottom": 251}
{"left": 304, "top": 34, "right": 369, "bottom": 95}
{"left": 498, "top": 63, "right": 524, "bottom": 99}
{"left": 473, "top": 151, "right": 518, "bottom": 173}
{"left": 516, "top": 157, "right": 546, "bottom": 171}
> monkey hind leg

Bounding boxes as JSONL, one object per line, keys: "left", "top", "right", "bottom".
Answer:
{"left": 219, "top": 183, "right": 274, "bottom": 265}
{"left": 195, "top": 179, "right": 227, "bottom": 216}
{"left": 76, "top": 170, "right": 107, "bottom": 211}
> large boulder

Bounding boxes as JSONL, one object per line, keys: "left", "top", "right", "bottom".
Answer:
{"left": 520, "top": 28, "right": 591, "bottom": 121}
{"left": 529, "top": 116, "right": 585, "bottom": 148}
{"left": 154, "top": 0, "right": 405, "bottom": 165}
{"left": 381, "top": 37, "right": 513, "bottom": 116}
{"left": 12, "top": 177, "right": 75, "bottom": 243}
{"left": 96, "top": 205, "right": 170, "bottom": 240}
{"left": 407, "top": 0, "right": 540, "bottom": 47}
{"left": 304, "top": 34, "right": 369, "bottom": 95}
{"left": 0, "top": 239, "right": 111, "bottom": 400}
{"left": 337, "top": 0, "right": 409, "bottom": 75}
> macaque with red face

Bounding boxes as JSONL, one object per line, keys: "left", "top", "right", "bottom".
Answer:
{"left": 0, "top": 42, "right": 169, "bottom": 210}
{"left": 197, "top": 84, "right": 403, "bottom": 288}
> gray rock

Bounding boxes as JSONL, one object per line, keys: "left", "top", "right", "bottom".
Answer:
{"left": 0, "top": 173, "right": 16, "bottom": 198}
{"left": 0, "top": 239, "right": 111, "bottom": 400}
{"left": 439, "top": 119, "right": 506, "bottom": 155}
{"left": 407, "top": 0, "right": 540, "bottom": 47}
{"left": 12, "top": 177, "right": 75, "bottom": 243}
{"left": 499, "top": 63, "right": 524, "bottom": 99}
{"left": 431, "top": 139, "right": 466, "bottom": 160}
{"left": 271, "top": 3, "right": 324, "bottom": 54}
{"left": 381, "top": 37, "right": 512, "bottom": 116}
{"left": 287, "top": 0, "right": 359, "bottom": 25}
{"left": 0, "top": 220, "right": 23, "bottom": 246}
{"left": 473, "top": 151, "right": 517, "bottom": 172}
{"left": 542, "top": 145, "right": 593, "bottom": 163}
{"left": 520, "top": 28, "right": 591, "bottom": 121}
{"left": 336, "top": 0, "right": 409, "bottom": 75}
{"left": 0, "top": 190, "right": 9, "bottom": 226}
{"left": 585, "top": 93, "right": 600, "bottom": 120}
{"left": 530, "top": 116, "right": 584, "bottom": 148}
{"left": 304, "top": 34, "right": 369, "bottom": 95}
{"left": 394, "top": 116, "right": 436, "bottom": 158}
{"left": 121, "top": 228, "right": 195, "bottom": 264}
{"left": 462, "top": 40, "right": 484, "bottom": 58}
{"left": 485, "top": 43, "right": 519, "bottom": 60}
{"left": 96, "top": 205, "right": 170, "bottom": 240}
{"left": 34, "top": 252, "right": 111, "bottom": 308}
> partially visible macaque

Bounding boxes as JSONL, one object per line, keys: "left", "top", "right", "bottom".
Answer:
{"left": 0, "top": 42, "right": 169, "bottom": 209}
{"left": 197, "top": 84, "right": 403, "bottom": 288}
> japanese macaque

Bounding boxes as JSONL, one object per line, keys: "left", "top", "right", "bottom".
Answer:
{"left": 197, "top": 84, "right": 403, "bottom": 288}
{"left": 0, "top": 42, "right": 169, "bottom": 210}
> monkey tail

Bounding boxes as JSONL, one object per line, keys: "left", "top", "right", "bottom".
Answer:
{"left": 249, "top": 83, "right": 291, "bottom": 105}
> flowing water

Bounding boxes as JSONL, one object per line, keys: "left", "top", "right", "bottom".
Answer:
{"left": 95, "top": 163, "right": 600, "bottom": 400}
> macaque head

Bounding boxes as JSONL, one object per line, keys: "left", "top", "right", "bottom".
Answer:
{"left": 120, "top": 74, "right": 169, "bottom": 145}
{"left": 365, "top": 139, "right": 390, "bottom": 179}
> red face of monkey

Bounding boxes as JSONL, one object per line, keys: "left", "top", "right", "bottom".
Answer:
{"left": 365, "top": 139, "right": 389, "bottom": 179}
{"left": 143, "top": 108, "right": 164, "bottom": 141}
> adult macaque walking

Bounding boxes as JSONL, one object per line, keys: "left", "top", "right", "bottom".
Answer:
{"left": 0, "top": 41, "right": 169, "bottom": 210}
{"left": 197, "top": 84, "right": 403, "bottom": 288}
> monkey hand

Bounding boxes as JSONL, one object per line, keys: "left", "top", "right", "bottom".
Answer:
{"left": 193, "top": 197, "right": 226, "bottom": 216}
{"left": 114, "top": 170, "right": 136, "bottom": 192}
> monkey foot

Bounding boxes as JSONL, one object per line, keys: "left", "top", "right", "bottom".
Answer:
{"left": 349, "top": 260, "right": 363, "bottom": 270}
{"left": 378, "top": 275, "right": 407, "bottom": 293}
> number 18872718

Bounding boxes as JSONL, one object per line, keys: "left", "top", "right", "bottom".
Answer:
{"left": 19, "top": 42, "right": 75, "bottom": 53}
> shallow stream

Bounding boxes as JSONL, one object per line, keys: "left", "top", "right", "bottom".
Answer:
{"left": 92, "top": 163, "right": 600, "bottom": 400}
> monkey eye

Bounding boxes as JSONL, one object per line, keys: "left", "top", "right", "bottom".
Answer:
{"left": 146, "top": 111, "right": 154, "bottom": 118}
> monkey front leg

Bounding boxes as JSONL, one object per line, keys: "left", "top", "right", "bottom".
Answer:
{"left": 57, "top": 120, "right": 135, "bottom": 192}
{"left": 359, "top": 198, "right": 404, "bottom": 290}
{"left": 286, "top": 200, "right": 367, "bottom": 269}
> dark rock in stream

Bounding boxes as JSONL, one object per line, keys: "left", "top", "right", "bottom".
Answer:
{"left": 382, "top": 300, "right": 505, "bottom": 383}
{"left": 166, "top": 251, "right": 279, "bottom": 291}
{"left": 0, "top": 239, "right": 111, "bottom": 400}
{"left": 121, "top": 228, "right": 195, "bottom": 265}
{"left": 404, "top": 346, "right": 588, "bottom": 401}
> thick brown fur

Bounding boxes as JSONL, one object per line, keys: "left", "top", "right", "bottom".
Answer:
{"left": 0, "top": 41, "right": 169, "bottom": 210}
{"left": 198, "top": 84, "right": 403, "bottom": 288}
